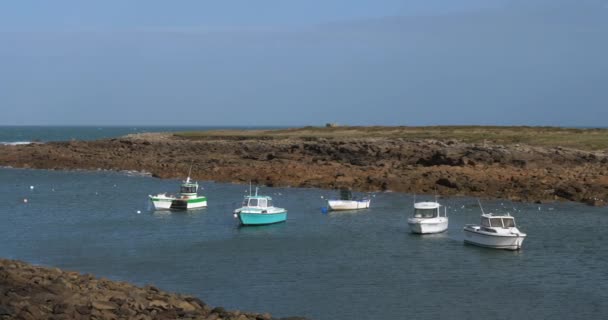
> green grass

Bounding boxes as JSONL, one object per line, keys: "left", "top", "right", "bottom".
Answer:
{"left": 173, "top": 126, "right": 608, "bottom": 151}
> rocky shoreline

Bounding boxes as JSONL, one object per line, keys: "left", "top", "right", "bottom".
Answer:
{"left": 0, "top": 259, "right": 307, "bottom": 320}
{"left": 0, "top": 130, "right": 607, "bottom": 206}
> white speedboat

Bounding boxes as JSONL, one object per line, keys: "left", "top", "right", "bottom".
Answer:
{"left": 407, "top": 201, "right": 448, "bottom": 234}
{"left": 149, "top": 176, "right": 207, "bottom": 210}
{"left": 463, "top": 213, "right": 526, "bottom": 250}
{"left": 327, "top": 189, "right": 370, "bottom": 211}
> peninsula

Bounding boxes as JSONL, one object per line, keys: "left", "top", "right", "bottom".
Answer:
{"left": 0, "top": 258, "right": 306, "bottom": 320}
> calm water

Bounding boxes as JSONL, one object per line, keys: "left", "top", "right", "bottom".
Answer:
{"left": 1, "top": 168, "right": 607, "bottom": 320}
{"left": 0, "top": 126, "right": 282, "bottom": 143}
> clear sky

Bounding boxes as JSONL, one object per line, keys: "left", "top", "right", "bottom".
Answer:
{"left": 0, "top": 0, "right": 607, "bottom": 126}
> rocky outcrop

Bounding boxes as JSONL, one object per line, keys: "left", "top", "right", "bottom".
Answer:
{"left": 0, "top": 132, "right": 607, "bottom": 206}
{"left": 0, "top": 259, "right": 307, "bottom": 320}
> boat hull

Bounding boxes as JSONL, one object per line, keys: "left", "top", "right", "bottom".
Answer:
{"left": 238, "top": 211, "right": 287, "bottom": 225}
{"left": 408, "top": 217, "right": 448, "bottom": 234}
{"left": 149, "top": 196, "right": 207, "bottom": 210}
{"left": 328, "top": 199, "right": 370, "bottom": 211}
{"left": 463, "top": 227, "right": 526, "bottom": 250}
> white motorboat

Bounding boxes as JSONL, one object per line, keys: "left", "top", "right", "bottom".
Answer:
{"left": 327, "top": 189, "right": 370, "bottom": 211}
{"left": 407, "top": 201, "right": 448, "bottom": 234}
{"left": 463, "top": 212, "right": 526, "bottom": 250}
{"left": 149, "top": 172, "right": 207, "bottom": 210}
{"left": 148, "top": 177, "right": 207, "bottom": 210}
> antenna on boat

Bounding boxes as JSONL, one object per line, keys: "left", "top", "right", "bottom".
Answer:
{"left": 186, "top": 161, "right": 193, "bottom": 183}
{"left": 249, "top": 181, "right": 252, "bottom": 195}
{"left": 477, "top": 199, "right": 486, "bottom": 215}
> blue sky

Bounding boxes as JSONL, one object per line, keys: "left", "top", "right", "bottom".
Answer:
{"left": 0, "top": 0, "right": 607, "bottom": 126}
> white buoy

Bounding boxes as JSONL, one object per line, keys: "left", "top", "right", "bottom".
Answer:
{"left": 30, "top": 185, "right": 34, "bottom": 190}
{"left": 23, "top": 198, "right": 28, "bottom": 203}
{"left": 136, "top": 210, "right": 141, "bottom": 214}
{"left": 233, "top": 213, "right": 238, "bottom": 218}
{"left": 320, "top": 195, "right": 324, "bottom": 199}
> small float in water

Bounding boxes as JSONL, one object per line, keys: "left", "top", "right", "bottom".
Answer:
{"left": 463, "top": 202, "right": 526, "bottom": 250}
{"left": 407, "top": 201, "right": 448, "bottom": 234}
{"left": 327, "top": 188, "right": 370, "bottom": 211}
{"left": 148, "top": 168, "right": 207, "bottom": 210}
{"left": 234, "top": 187, "right": 287, "bottom": 226}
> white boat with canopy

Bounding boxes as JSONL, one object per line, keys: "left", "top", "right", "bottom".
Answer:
{"left": 463, "top": 203, "right": 526, "bottom": 250}
{"left": 407, "top": 201, "right": 448, "bottom": 234}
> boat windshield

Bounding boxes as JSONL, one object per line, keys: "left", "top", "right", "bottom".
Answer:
{"left": 490, "top": 218, "right": 503, "bottom": 228}
{"left": 502, "top": 218, "right": 515, "bottom": 228}
{"left": 258, "top": 199, "right": 267, "bottom": 208}
{"left": 181, "top": 185, "right": 197, "bottom": 193}
{"left": 340, "top": 189, "right": 353, "bottom": 200}
{"left": 481, "top": 217, "right": 491, "bottom": 227}
{"left": 414, "top": 208, "right": 437, "bottom": 218}
{"left": 248, "top": 198, "right": 259, "bottom": 207}
{"left": 267, "top": 199, "right": 273, "bottom": 207}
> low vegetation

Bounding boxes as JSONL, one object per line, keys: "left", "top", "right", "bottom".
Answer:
{"left": 174, "top": 126, "right": 608, "bottom": 151}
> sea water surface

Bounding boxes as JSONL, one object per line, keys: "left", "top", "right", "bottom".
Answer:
{"left": 1, "top": 168, "right": 607, "bottom": 319}
{"left": 0, "top": 126, "right": 281, "bottom": 144}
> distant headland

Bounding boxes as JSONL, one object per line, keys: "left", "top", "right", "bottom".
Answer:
{"left": 1, "top": 126, "right": 606, "bottom": 206}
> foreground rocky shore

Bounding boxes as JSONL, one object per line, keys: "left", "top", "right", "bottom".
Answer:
{"left": 0, "top": 127, "right": 607, "bottom": 206}
{"left": 0, "top": 259, "right": 306, "bottom": 320}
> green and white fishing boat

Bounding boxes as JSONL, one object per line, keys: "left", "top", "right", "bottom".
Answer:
{"left": 149, "top": 175, "right": 207, "bottom": 210}
{"left": 233, "top": 187, "right": 287, "bottom": 225}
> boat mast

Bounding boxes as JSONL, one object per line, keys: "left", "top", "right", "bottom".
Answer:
{"left": 477, "top": 199, "right": 486, "bottom": 215}
{"left": 186, "top": 161, "right": 193, "bottom": 183}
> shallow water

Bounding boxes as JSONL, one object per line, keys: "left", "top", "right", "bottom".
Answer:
{"left": 1, "top": 168, "right": 607, "bottom": 319}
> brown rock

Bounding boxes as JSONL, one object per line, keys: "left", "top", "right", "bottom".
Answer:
{"left": 147, "top": 299, "right": 169, "bottom": 310}
{"left": 176, "top": 300, "right": 198, "bottom": 312}
{"left": 92, "top": 300, "right": 118, "bottom": 310}
{"left": 75, "top": 305, "right": 91, "bottom": 315}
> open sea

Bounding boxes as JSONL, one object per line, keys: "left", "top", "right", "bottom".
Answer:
{"left": 1, "top": 127, "right": 607, "bottom": 319}
{"left": 0, "top": 125, "right": 282, "bottom": 144}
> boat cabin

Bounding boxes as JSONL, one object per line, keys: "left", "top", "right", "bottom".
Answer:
{"left": 481, "top": 215, "right": 516, "bottom": 229}
{"left": 243, "top": 196, "right": 273, "bottom": 208}
{"left": 413, "top": 202, "right": 445, "bottom": 218}
{"left": 339, "top": 189, "right": 353, "bottom": 201}
{"left": 180, "top": 182, "right": 198, "bottom": 195}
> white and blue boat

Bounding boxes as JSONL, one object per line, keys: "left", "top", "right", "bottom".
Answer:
{"left": 233, "top": 188, "right": 287, "bottom": 226}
